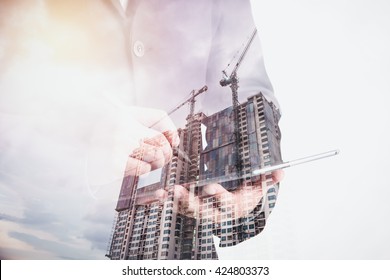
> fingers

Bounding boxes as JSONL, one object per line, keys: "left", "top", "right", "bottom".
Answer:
{"left": 202, "top": 184, "right": 230, "bottom": 196}
{"left": 202, "top": 183, "right": 263, "bottom": 222}
{"left": 143, "top": 134, "right": 173, "bottom": 164}
{"left": 134, "top": 170, "right": 283, "bottom": 218}
{"left": 126, "top": 133, "right": 173, "bottom": 176}
{"left": 133, "top": 171, "right": 283, "bottom": 225}
{"left": 123, "top": 107, "right": 179, "bottom": 178}
{"left": 135, "top": 188, "right": 167, "bottom": 205}
{"left": 133, "top": 181, "right": 265, "bottom": 223}
{"left": 136, "top": 185, "right": 199, "bottom": 217}
{"left": 129, "top": 107, "right": 179, "bottom": 148}
{"left": 272, "top": 169, "right": 284, "bottom": 185}
{"left": 124, "top": 157, "right": 151, "bottom": 177}
{"left": 162, "top": 130, "right": 180, "bottom": 148}
{"left": 173, "top": 185, "right": 198, "bottom": 216}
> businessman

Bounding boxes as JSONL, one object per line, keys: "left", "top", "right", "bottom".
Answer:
{"left": 0, "top": 0, "right": 282, "bottom": 259}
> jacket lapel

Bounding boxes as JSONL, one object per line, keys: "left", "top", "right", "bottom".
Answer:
{"left": 108, "top": 0, "right": 127, "bottom": 19}
{"left": 108, "top": 0, "right": 141, "bottom": 19}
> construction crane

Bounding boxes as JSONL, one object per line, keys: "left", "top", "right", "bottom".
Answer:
{"left": 167, "top": 85, "right": 208, "bottom": 167}
{"left": 220, "top": 28, "right": 258, "bottom": 177}
{"left": 167, "top": 85, "right": 208, "bottom": 118}
{"left": 149, "top": 85, "right": 207, "bottom": 129}
{"left": 165, "top": 86, "right": 208, "bottom": 260}
{"left": 148, "top": 85, "right": 207, "bottom": 165}
{"left": 181, "top": 85, "right": 207, "bottom": 159}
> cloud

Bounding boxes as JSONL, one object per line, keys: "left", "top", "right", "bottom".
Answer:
{"left": 0, "top": 129, "right": 117, "bottom": 259}
{"left": 8, "top": 231, "right": 93, "bottom": 260}
{"left": 0, "top": 213, "right": 21, "bottom": 223}
{"left": 0, "top": 246, "right": 52, "bottom": 260}
{"left": 0, "top": 197, "right": 114, "bottom": 259}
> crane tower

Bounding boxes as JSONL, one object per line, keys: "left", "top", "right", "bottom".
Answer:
{"left": 220, "top": 28, "right": 258, "bottom": 178}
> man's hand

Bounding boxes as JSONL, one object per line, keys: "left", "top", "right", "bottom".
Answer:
{"left": 137, "top": 168, "right": 284, "bottom": 223}
{"left": 172, "top": 170, "right": 284, "bottom": 222}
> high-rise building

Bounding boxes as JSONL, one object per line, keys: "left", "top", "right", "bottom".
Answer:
{"left": 106, "top": 92, "right": 281, "bottom": 260}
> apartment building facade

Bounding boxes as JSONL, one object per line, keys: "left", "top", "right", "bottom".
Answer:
{"left": 106, "top": 92, "right": 281, "bottom": 260}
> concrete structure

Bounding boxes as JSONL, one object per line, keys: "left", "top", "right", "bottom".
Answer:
{"left": 106, "top": 92, "right": 281, "bottom": 260}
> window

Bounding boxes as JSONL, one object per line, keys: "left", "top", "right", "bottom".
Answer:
{"left": 259, "top": 212, "right": 265, "bottom": 219}
{"left": 268, "top": 195, "right": 277, "bottom": 200}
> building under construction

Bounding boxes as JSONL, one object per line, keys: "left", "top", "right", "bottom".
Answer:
{"left": 105, "top": 91, "right": 281, "bottom": 260}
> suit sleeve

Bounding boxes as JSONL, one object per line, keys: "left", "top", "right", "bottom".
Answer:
{"left": 203, "top": 0, "right": 279, "bottom": 110}
{"left": 206, "top": 0, "right": 283, "bottom": 246}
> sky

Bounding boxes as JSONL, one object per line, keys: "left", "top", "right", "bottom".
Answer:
{"left": 1, "top": 0, "right": 390, "bottom": 260}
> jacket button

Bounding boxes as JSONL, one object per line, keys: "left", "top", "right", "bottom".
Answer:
{"left": 133, "top": 40, "right": 145, "bottom": 57}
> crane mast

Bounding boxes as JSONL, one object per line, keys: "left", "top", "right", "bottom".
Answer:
{"left": 167, "top": 85, "right": 208, "bottom": 117}
{"left": 149, "top": 85, "right": 207, "bottom": 133}
{"left": 184, "top": 85, "right": 208, "bottom": 167}
{"left": 220, "top": 28, "right": 258, "bottom": 178}
{"left": 174, "top": 85, "right": 207, "bottom": 260}
{"left": 162, "top": 85, "right": 207, "bottom": 164}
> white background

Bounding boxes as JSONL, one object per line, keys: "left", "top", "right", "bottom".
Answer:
{"left": 223, "top": 0, "right": 390, "bottom": 259}
{"left": 2, "top": 260, "right": 390, "bottom": 280}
